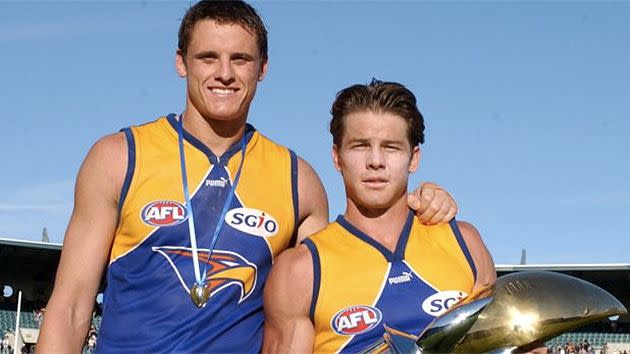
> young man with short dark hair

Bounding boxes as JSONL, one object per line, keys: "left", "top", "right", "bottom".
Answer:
{"left": 263, "top": 80, "right": 496, "bottom": 354}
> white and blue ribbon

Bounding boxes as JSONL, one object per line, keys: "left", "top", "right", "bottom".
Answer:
{"left": 176, "top": 115, "right": 247, "bottom": 287}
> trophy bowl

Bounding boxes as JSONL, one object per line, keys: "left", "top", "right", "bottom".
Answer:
{"left": 362, "top": 271, "right": 627, "bottom": 354}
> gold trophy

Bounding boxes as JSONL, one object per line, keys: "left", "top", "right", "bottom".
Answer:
{"left": 361, "top": 271, "right": 627, "bottom": 353}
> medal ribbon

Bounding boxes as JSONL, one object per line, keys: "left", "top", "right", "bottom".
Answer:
{"left": 176, "top": 115, "right": 247, "bottom": 287}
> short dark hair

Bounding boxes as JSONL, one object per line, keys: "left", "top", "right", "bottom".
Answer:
{"left": 330, "top": 79, "right": 425, "bottom": 148}
{"left": 178, "top": 0, "right": 268, "bottom": 61}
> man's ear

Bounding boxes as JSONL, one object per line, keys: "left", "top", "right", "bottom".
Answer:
{"left": 258, "top": 59, "right": 268, "bottom": 82}
{"left": 409, "top": 146, "right": 421, "bottom": 173}
{"left": 332, "top": 144, "right": 342, "bottom": 172}
{"left": 175, "top": 50, "right": 187, "bottom": 78}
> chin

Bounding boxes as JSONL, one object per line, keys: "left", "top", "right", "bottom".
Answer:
{"left": 211, "top": 114, "right": 241, "bottom": 122}
{"left": 209, "top": 105, "right": 249, "bottom": 121}
{"left": 357, "top": 198, "right": 394, "bottom": 212}
{"left": 353, "top": 189, "right": 407, "bottom": 213}
{"left": 203, "top": 110, "right": 245, "bottom": 122}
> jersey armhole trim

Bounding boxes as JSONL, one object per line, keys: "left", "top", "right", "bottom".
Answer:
{"left": 302, "top": 238, "right": 320, "bottom": 322}
{"left": 449, "top": 218, "right": 477, "bottom": 282}
{"left": 289, "top": 150, "right": 299, "bottom": 247}
{"left": 117, "top": 127, "right": 136, "bottom": 217}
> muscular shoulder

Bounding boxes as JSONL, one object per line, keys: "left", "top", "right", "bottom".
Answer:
{"left": 263, "top": 244, "right": 316, "bottom": 353}
{"left": 79, "top": 132, "right": 128, "bottom": 204}
{"left": 89, "top": 132, "right": 127, "bottom": 166}
{"left": 265, "top": 245, "right": 313, "bottom": 317}
{"left": 297, "top": 157, "right": 326, "bottom": 209}
{"left": 455, "top": 220, "right": 482, "bottom": 245}
{"left": 455, "top": 220, "right": 496, "bottom": 289}
{"left": 270, "top": 245, "right": 313, "bottom": 288}
{"left": 295, "top": 157, "right": 329, "bottom": 243}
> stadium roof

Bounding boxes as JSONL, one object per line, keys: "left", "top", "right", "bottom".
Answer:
{"left": 0, "top": 237, "right": 62, "bottom": 250}
{"left": 497, "top": 264, "right": 630, "bottom": 271}
{"left": 0, "top": 237, "right": 627, "bottom": 316}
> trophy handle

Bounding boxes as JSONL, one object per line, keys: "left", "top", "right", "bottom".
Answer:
{"left": 361, "top": 326, "right": 422, "bottom": 354}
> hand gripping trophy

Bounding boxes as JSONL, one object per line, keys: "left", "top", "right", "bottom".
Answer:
{"left": 361, "top": 271, "right": 627, "bottom": 354}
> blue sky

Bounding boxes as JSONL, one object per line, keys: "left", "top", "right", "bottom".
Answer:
{"left": 1, "top": 1, "right": 628, "bottom": 265}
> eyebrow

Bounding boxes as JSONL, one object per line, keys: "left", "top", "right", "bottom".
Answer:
{"left": 382, "top": 139, "right": 406, "bottom": 146}
{"left": 346, "top": 138, "right": 369, "bottom": 145}
{"left": 194, "top": 50, "right": 218, "bottom": 59}
{"left": 346, "top": 138, "right": 406, "bottom": 146}
{"left": 231, "top": 52, "right": 255, "bottom": 61}
{"left": 193, "top": 50, "right": 255, "bottom": 61}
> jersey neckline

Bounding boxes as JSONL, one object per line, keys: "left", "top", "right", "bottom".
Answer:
{"left": 166, "top": 113, "right": 256, "bottom": 165}
{"left": 336, "top": 210, "right": 414, "bottom": 262}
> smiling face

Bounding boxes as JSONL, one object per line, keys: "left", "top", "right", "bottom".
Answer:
{"left": 333, "top": 110, "right": 420, "bottom": 213}
{"left": 176, "top": 19, "right": 267, "bottom": 125}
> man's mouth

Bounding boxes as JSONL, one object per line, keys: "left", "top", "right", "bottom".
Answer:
{"left": 208, "top": 87, "right": 238, "bottom": 97}
{"left": 362, "top": 177, "right": 389, "bottom": 188}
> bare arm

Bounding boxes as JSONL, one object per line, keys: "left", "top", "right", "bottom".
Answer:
{"left": 38, "top": 133, "right": 126, "bottom": 353}
{"left": 295, "top": 157, "right": 329, "bottom": 244}
{"left": 263, "top": 246, "right": 315, "bottom": 354}
{"left": 456, "top": 221, "right": 497, "bottom": 291}
{"left": 408, "top": 182, "right": 459, "bottom": 225}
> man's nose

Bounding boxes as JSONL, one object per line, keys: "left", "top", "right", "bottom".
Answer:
{"left": 367, "top": 147, "right": 385, "bottom": 169}
{"left": 214, "top": 59, "right": 235, "bottom": 84}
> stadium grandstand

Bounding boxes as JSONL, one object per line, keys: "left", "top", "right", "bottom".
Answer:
{"left": 1, "top": 236, "right": 628, "bottom": 353}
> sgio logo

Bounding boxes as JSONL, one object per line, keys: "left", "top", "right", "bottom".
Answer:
{"left": 141, "top": 200, "right": 187, "bottom": 227}
{"left": 421, "top": 290, "right": 468, "bottom": 317}
{"left": 225, "top": 208, "right": 278, "bottom": 237}
{"left": 331, "top": 305, "right": 382, "bottom": 335}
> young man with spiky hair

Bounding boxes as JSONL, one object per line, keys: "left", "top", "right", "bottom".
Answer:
{"left": 263, "top": 80, "right": 496, "bottom": 354}
{"left": 38, "top": 2, "right": 458, "bottom": 353}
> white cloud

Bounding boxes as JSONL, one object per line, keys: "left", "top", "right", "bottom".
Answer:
{"left": 0, "top": 11, "right": 169, "bottom": 43}
{"left": 2, "top": 179, "right": 74, "bottom": 204}
{"left": 0, "top": 23, "right": 70, "bottom": 42}
{"left": 0, "top": 203, "right": 72, "bottom": 213}
{"left": 0, "top": 179, "right": 74, "bottom": 242}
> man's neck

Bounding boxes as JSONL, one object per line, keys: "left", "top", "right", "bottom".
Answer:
{"left": 181, "top": 109, "right": 247, "bottom": 158}
{"left": 343, "top": 196, "right": 410, "bottom": 253}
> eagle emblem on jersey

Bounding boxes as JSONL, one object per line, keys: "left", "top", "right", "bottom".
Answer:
{"left": 152, "top": 246, "right": 257, "bottom": 303}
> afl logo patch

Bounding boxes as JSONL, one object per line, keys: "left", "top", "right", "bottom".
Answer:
{"left": 331, "top": 305, "right": 382, "bottom": 336}
{"left": 141, "top": 200, "right": 188, "bottom": 227}
{"left": 225, "top": 208, "right": 278, "bottom": 237}
{"left": 421, "top": 290, "right": 468, "bottom": 317}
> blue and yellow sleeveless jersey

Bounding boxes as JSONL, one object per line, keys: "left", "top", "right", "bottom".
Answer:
{"left": 96, "top": 114, "right": 298, "bottom": 353}
{"left": 303, "top": 211, "right": 476, "bottom": 353}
